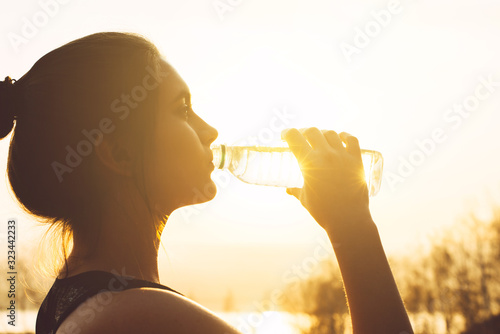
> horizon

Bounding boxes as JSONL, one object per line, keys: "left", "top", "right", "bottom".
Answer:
{"left": 1, "top": 0, "right": 500, "bottom": 332}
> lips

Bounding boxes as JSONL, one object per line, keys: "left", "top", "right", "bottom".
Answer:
{"left": 208, "top": 153, "right": 214, "bottom": 170}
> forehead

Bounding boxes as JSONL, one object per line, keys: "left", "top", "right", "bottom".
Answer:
{"left": 158, "top": 59, "right": 190, "bottom": 105}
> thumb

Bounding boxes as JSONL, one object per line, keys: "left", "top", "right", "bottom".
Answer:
{"left": 286, "top": 187, "right": 301, "bottom": 199}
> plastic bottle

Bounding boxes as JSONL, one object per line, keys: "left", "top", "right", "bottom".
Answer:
{"left": 211, "top": 143, "right": 384, "bottom": 197}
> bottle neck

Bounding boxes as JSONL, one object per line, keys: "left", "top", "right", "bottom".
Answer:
{"left": 211, "top": 144, "right": 229, "bottom": 169}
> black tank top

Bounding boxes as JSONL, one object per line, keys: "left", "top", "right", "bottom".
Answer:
{"left": 36, "top": 270, "right": 182, "bottom": 334}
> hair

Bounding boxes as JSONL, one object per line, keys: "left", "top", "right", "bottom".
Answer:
{"left": 0, "top": 32, "right": 168, "bottom": 278}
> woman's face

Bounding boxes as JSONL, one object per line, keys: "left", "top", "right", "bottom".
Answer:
{"left": 145, "top": 60, "right": 218, "bottom": 214}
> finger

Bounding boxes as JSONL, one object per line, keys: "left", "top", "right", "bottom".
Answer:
{"left": 322, "top": 130, "right": 344, "bottom": 150}
{"left": 339, "top": 132, "right": 361, "bottom": 158}
{"left": 301, "top": 127, "right": 329, "bottom": 150}
{"left": 282, "top": 128, "right": 312, "bottom": 162}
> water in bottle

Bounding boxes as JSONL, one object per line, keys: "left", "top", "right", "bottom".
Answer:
{"left": 211, "top": 144, "right": 384, "bottom": 197}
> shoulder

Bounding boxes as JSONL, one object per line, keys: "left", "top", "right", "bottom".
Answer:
{"left": 56, "top": 287, "right": 241, "bottom": 334}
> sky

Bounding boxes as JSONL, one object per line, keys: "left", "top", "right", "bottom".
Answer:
{"left": 1, "top": 0, "right": 500, "bottom": 314}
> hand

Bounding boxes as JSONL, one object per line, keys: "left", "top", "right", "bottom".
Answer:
{"left": 283, "top": 128, "right": 413, "bottom": 334}
{"left": 282, "top": 127, "right": 373, "bottom": 238}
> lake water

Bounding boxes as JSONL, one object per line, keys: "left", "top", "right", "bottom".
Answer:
{"left": 217, "top": 311, "right": 310, "bottom": 334}
{"left": 1, "top": 309, "right": 460, "bottom": 333}
{"left": 1, "top": 310, "right": 310, "bottom": 334}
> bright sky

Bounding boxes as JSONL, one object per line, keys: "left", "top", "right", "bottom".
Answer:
{"left": 1, "top": 0, "right": 500, "bottom": 315}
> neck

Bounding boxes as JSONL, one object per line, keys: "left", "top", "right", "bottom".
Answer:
{"left": 61, "top": 188, "right": 169, "bottom": 284}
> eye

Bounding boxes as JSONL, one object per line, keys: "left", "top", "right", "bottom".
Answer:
{"left": 177, "top": 104, "right": 192, "bottom": 121}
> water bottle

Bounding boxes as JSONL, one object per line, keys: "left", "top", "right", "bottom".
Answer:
{"left": 211, "top": 143, "right": 384, "bottom": 197}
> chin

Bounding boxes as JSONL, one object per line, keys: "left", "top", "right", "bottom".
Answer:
{"left": 156, "top": 179, "right": 218, "bottom": 213}
{"left": 175, "top": 179, "right": 218, "bottom": 208}
{"left": 193, "top": 179, "right": 218, "bottom": 204}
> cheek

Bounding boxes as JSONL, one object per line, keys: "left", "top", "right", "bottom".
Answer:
{"left": 144, "top": 132, "right": 198, "bottom": 199}
{"left": 147, "top": 157, "right": 210, "bottom": 210}
{"left": 143, "top": 120, "right": 215, "bottom": 209}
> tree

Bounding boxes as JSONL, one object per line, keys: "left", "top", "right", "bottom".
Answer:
{"left": 280, "top": 259, "right": 348, "bottom": 334}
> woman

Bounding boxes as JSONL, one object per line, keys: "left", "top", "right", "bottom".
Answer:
{"left": 0, "top": 32, "right": 413, "bottom": 334}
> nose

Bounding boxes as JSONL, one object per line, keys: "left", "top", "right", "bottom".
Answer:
{"left": 199, "top": 119, "right": 218, "bottom": 145}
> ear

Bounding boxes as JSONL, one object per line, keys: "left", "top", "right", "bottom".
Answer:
{"left": 94, "top": 136, "right": 134, "bottom": 177}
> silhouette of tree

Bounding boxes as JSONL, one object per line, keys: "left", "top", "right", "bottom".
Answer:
{"left": 280, "top": 259, "right": 348, "bottom": 334}
{"left": 394, "top": 205, "right": 500, "bottom": 334}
